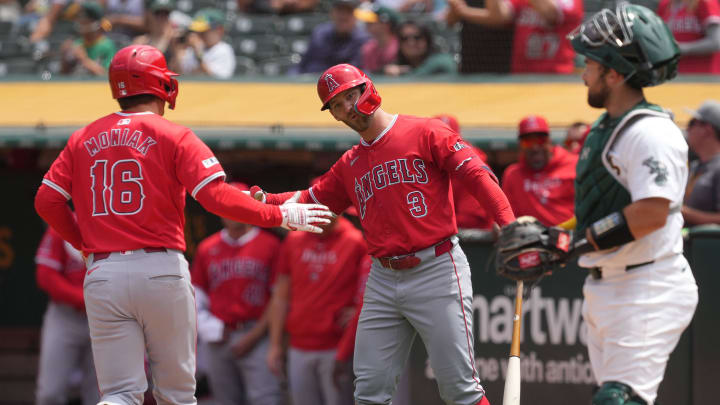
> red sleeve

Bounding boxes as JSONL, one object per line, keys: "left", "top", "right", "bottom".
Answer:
{"left": 195, "top": 180, "right": 283, "bottom": 228}
{"left": 699, "top": 0, "right": 720, "bottom": 24}
{"left": 335, "top": 255, "right": 371, "bottom": 362}
{"left": 264, "top": 190, "right": 312, "bottom": 205}
{"left": 36, "top": 265, "right": 85, "bottom": 311}
{"left": 35, "top": 185, "right": 83, "bottom": 251}
{"left": 656, "top": 0, "right": 669, "bottom": 17}
{"left": 190, "top": 242, "right": 209, "bottom": 291}
{"left": 35, "top": 229, "right": 84, "bottom": 310}
{"left": 174, "top": 130, "right": 227, "bottom": 199}
{"left": 308, "top": 162, "right": 354, "bottom": 215}
{"left": 428, "top": 126, "right": 516, "bottom": 226}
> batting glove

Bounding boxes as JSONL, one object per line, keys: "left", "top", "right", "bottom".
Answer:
{"left": 280, "top": 192, "right": 333, "bottom": 233}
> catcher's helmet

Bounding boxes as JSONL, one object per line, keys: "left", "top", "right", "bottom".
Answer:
{"left": 109, "top": 45, "right": 179, "bottom": 109}
{"left": 568, "top": 2, "right": 679, "bottom": 88}
{"left": 317, "top": 64, "right": 381, "bottom": 116}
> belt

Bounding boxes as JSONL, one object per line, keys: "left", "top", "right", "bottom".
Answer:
{"left": 377, "top": 239, "right": 454, "bottom": 270}
{"left": 93, "top": 247, "right": 167, "bottom": 262}
{"left": 589, "top": 260, "right": 655, "bottom": 280}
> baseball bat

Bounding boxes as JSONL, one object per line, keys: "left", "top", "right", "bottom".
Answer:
{"left": 502, "top": 280, "right": 523, "bottom": 405}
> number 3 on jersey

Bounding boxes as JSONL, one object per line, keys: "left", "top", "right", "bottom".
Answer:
{"left": 90, "top": 159, "right": 145, "bottom": 216}
{"left": 407, "top": 191, "right": 427, "bottom": 218}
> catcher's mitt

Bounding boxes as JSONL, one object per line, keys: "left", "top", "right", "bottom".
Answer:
{"left": 495, "top": 216, "right": 571, "bottom": 282}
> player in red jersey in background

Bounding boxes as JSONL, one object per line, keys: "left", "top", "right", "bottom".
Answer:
{"left": 266, "top": 184, "right": 369, "bottom": 405}
{"left": 447, "top": 0, "right": 583, "bottom": 73}
{"left": 35, "top": 226, "right": 99, "bottom": 405}
{"left": 251, "top": 64, "right": 514, "bottom": 405}
{"left": 657, "top": 0, "right": 720, "bottom": 74}
{"left": 434, "top": 114, "right": 495, "bottom": 230}
{"left": 33, "top": 44, "right": 331, "bottom": 405}
{"left": 502, "top": 115, "right": 577, "bottom": 227}
{"left": 192, "top": 183, "right": 286, "bottom": 405}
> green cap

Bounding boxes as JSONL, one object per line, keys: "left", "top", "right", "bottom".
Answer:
{"left": 355, "top": 4, "right": 400, "bottom": 27}
{"left": 149, "top": 0, "right": 175, "bottom": 11}
{"left": 190, "top": 8, "right": 225, "bottom": 32}
{"left": 80, "top": 1, "right": 104, "bottom": 21}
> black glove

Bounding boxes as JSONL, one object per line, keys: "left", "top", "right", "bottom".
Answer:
{"left": 495, "top": 216, "right": 571, "bottom": 282}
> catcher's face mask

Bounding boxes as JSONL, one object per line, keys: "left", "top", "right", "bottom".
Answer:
{"left": 568, "top": 3, "right": 634, "bottom": 49}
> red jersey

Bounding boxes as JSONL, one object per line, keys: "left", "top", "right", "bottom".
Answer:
{"left": 508, "top": 0, "right": 583, "bottom": 73}
{"left": 35, "top": 227, "right": 88, "bottom": 311}
{"left": 308, "top": 115, "right": 513, "bottom": 257}
{"left": 657, "top": 0, "right": 720, "bottom": 73}
{"left": 277, "top": 217, "right": 367, "bottom": 350}
{"left": 42, "top": 111, "right": 225, "bottom": 253}
{"left": 502, "top": 145, "right": 577, "bottom": 226}
{"left": 452, "top": 147, "right": 494, "bottom": 230}
{"left": 191, "top": 228, "right": 280, "bottom": 324}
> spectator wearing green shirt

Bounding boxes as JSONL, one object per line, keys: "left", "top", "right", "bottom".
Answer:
{"left": 383, "top": 20, "right": 456, "bottom": 76}
{"left": 60, "top": 2, "right": 116, "bottom": 76}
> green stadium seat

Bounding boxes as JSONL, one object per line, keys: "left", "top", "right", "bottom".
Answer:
{"left": 232, "top": 15, "right": 283, "bottom": 35}
{"left": 282, "top": 14, "right": 326, "bottom": 35}
{"left": 233, "top": 34, "right": 289, "bottom": 60}
{"left": 258, "top": 55, "right": 300, "bottom": 76}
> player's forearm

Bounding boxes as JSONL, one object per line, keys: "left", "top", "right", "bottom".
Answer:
{"left": 452, "top": 162, "right": 515, "bottom": 226}
{"left": 681, "top": 204, "right": 720, "bottom": 225}
{"left": 80, "top": 58, "right": 106, "bottom": 76}
{"left": 267, "top": 298, "right": 288, "bottom": 347}
{"left": 36, "top": 265, "right": 85, "bottom": 310}
{"left": 265, "top": 189, "right": 311, "bottom": 205}
{"left": 528, "top": 0, "right": 560, "bottom": 26}
{"left": 34, "top": 185, "right": 83, "bottom": 250}
{"left": 679, "top": 25, "right": 720, "bottom": 55}
{"left": 196, "top": 180, "right": 283, "bottom": 227}
{"left": 623, "top": 198, "right": 670, "bottom": 239}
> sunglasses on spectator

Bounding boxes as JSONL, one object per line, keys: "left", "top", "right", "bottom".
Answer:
{"left": 519, "top": 134, "right": 549, "bottom": 149}
{"left": 688, "top": 118, "right": 704, "bottom": 128}
{"left": 400, "top": 34, "right": 424, "bottom": 42}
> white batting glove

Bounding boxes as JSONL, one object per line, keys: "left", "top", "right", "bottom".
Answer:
{"left": 279, "top": 192, "right": 333, "bottom": 233}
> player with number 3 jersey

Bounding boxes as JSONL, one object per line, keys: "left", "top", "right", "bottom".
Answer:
{"left": 250, "top": 64, "right": 515, "bottom": 405}
{"left": 34, "top": 45, "right": 332, "bottom": 405}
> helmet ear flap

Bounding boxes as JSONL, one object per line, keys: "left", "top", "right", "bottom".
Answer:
{"left": 354, "top": 81, "right": 381, "bottom": 116}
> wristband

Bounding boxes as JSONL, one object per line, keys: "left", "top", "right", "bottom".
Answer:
{"left": 589, "top": 211, "right": 635, "bottom": 250}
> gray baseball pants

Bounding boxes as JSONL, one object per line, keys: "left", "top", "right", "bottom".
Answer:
{"left": 84, "top": 249, "right": 197, "bottom": 405}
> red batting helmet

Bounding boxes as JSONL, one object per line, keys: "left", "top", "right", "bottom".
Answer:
{"left": 109, "top": 45, "right": 179, "bottom": 110}
{"left": 317, "top": 64, "right": 381, "bottom": 116}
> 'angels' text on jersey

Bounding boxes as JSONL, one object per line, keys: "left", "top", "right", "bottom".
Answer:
{"left": 354, "top": 158, "right": 428, "bottom": 218}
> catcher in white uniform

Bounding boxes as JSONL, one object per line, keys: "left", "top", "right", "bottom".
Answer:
{"left": 497, "top": 4, "right": 698, "bottom": 404}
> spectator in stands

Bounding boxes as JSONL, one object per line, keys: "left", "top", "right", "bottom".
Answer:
{"left": 191, "top": 183, "right": 286, "bottom": 405}
{"left": 102, "top": 0, "right": 146, "bottom": 45}
{"left": 376, "top": 0, "right": 433, "bottom": 13}
{"left": 177, "top": 8, "right": 236, "bottom": 79}
{"left": 683, "top": 100, "right": 720, "bottom": 225}
{"left": 0, "top": 0, "right": 19, "bottom": 22}
{"left": 60, "top": 2, "right": 116, "bottom": 76}
{"left": 30, "top": 0, "right": 80, "bottom": 44}
{"left": 266, "top": 0, "right": 319, "bottom": 14}
{"left": 446, "top": 0, "right": 583, "bottom": 73}
{"left": 290, "top": 0, "right": 369, "bottom": 74}
{"left": 383, "top": 20, "right": 456, "bottom": 76}
{"left": 657, "top": 0, "right": 720, "bottom": 74}
{"left": 434, "top": 114, "right": 495, "bottom": 230}
{"left": 132, "top": 0, "right": 178, "bottom": 60}
{"left": 502, "top": 115, "right": 577, "bottom": 226}
{"left": 356, "top": 3, "right": 401, "bottom": 73}
{"left": 266, "top": 193, "right": 368, "bottom": 405}
{"left": 563, "top": 121, "right": 589, "bottom": 154}
{"left": 35, "top": 225, "right": 99, "bottom": 405}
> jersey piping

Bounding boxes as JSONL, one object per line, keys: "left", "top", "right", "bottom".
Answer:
{"left": 36, "top": 256, "right": 63, "bottom": 270}
{"left": 191, "top": 171, "right": 226, "bottom": 198}
{"left": 42, "top": 179, "right": 71, "bottom": 200}
{"left": 114, "top": 111, "right": 155, "bottom": 116}
{"left": 360, "top": 114, "right": 398, "bottom": 147}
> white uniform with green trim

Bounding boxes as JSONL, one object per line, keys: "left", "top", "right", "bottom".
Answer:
{"left": 578, "top": 109, "right": 698, "bottom": 403}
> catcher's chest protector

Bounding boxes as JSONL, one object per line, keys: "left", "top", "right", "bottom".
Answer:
{"left": 574, "top": 102, "right": 665, "bottom": 234}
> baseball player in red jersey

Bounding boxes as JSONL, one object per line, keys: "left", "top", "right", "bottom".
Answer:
{"left": 35, "top": 226, "right": 99, "bottom": 405}
{"left": 191, "top": 183, "right": 285, "bottom": 405}
{"left": 434, "top": 114, "right": 495, "bottom": 230}
{"left": 501, "top": 115, "right": 577, "bottom": 227}
{"left": 33, "top": 44, "right": 332, "bottom": 405}
{"left": 266, "top": 207, "right": 368, "bottom": 405}
{"left": 657, "top": 0, "right": 720, "bottom": 73}
{"left": 251, "top": 64, "right": 515, "bottom": 405}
